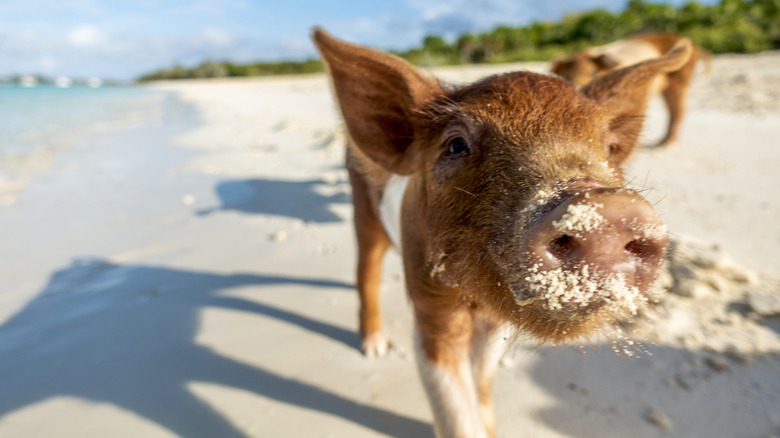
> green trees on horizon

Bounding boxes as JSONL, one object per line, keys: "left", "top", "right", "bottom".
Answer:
{"left": 137, "top": 0, "right": 780, "bottom": 82}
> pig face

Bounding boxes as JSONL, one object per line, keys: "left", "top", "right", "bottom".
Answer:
{"left": 415, "top": 73, "right": 666, "bottom": 342}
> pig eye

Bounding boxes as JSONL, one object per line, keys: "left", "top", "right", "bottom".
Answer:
{"left": 447, "top": 137, "right": 470, "bottom": 156}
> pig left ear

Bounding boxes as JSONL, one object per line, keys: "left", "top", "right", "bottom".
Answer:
{"left": 583, "top": 38, "right": 692, "bottom": 163}
{"left": 313, "top": 28, "right": 442, "bottom": 175}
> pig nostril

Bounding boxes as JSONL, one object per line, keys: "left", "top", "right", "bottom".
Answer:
{"left": 548, "top": 234, "right": 579, "bottom": 260}
{"left": 624, "top": 239, "right": 658, "bottom": 259}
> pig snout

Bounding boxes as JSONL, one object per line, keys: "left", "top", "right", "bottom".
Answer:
{"left": 518, "top": 188, "right": 668, "bottom": 313}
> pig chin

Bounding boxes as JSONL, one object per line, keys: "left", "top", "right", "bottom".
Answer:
{"left": 506, "top": 267, "right": 653, "bottom": 343}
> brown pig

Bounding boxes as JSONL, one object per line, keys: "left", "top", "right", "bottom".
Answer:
{"left": 313, "top": 28, "right": 689, "bottom": 438}
{"left": 551, "top": 33, "right": 710, "bottom": 146}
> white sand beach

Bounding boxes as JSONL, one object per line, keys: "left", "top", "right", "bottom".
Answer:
{"left": 0, "top": 52, "right": 779, "bottom": 437}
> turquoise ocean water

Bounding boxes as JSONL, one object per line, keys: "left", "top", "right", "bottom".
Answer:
{"left": 0, "top": 85, "right": 163, "bottom": 161}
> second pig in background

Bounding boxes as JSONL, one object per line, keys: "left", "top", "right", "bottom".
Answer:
{"left": 551, "top": 33, "right": 711, "bottom": 147}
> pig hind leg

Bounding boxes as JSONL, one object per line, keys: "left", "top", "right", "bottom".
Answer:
{"left": 350, "top": 167, "right": 392, "bottom": 358}
{"left": 659, "top": 59, "right": 696, "bottom": 146}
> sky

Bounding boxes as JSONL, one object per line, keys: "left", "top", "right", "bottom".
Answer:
{"left": 0, "top": 0, "right": 710, "bottom": 81}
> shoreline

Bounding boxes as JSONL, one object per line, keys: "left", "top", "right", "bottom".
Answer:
{"left": 0, "top": 87, "right": 169, "bottom": 206}
{"left": 0, "top": 89, "right": 202, "bottom": 320}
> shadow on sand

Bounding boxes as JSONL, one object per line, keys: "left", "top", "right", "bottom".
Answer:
{"left": 521, "top": 334, "right": 780, "bottom": 437}
{"left": 0, "top": 258, "right": 431, "bottom": 437}
{"left": 197, "top": 178, "right": 350, "bottom": 223}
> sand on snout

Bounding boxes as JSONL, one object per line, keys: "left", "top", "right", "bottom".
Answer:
{"left": 524, "top": 201, "right": 646, "bottom": 314}
{"left": 525, "top": 264, "right": 645, "bottom": 315}
{"left": 552, "top": 201, "right": 606, "bottom": 236}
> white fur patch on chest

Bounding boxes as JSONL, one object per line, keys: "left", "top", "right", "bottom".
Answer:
{"left": 379, "top": 175, "right": 409, "bottom": 249}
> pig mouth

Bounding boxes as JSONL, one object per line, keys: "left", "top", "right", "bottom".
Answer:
{"left": 505, "top": 266, "right": 656, "bottom": 343}
{"left": 512, "top": 264, "right": 647, "bottom": 316}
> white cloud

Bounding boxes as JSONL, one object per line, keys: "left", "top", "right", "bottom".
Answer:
{"left": 200, "top": 27, "right": 233, "bottom": 46}
{"left": 0, "top": 1, "right": 103, "bottom": 15}
{"left": 165, "top": 0, "right": 250, "bottom": 18}
{"left": 278, "top": 35, "right": 314, "bottom": 58}
{"left": 408, "top": 0, "right": 531, "bottom": 27}
{"left": 326, "top": 0, "right": 631, "bottom": 52}
{"left": 328, "top": 0, "right": 562, "bottom": 52}
{"left": 0, "top": 0, "right": 712, "bottom": 81}
{"left": 69, "top": 25, "right": 101, "bottom": 46}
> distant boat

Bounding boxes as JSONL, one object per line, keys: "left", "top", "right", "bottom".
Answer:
{"left": 20, "top": 75, "right": 38, "bottom": 87}
{"left": 87, "top": 77, "right": 102, "bottom": 88}
{"left": 55, "top": 77, "right": 73, "bottom": 88}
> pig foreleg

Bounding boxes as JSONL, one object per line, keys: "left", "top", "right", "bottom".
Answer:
{"left": 415, "top": 309, "right": 493, "bottom": 438}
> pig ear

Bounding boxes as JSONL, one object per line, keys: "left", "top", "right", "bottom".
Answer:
{"left": 582, "top": 38, "right": 692, "bottom": 163}
{"left": 550, "top": 57, "right": 569, "bottom": 77}
{"left": 592, "top": 53, "right": 619, "bottom": 70}
{"left": 312, "top": 28, "right": 442, "bottom": 175}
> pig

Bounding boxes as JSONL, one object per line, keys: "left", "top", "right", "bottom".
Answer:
{"left": 313, "top": 28, "right": 688, "bottom": 438}
{"left": 551, "top": 32, "right": 709, "bottom": 146}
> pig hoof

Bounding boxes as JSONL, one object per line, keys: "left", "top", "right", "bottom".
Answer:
{"left": 362, "top": 332, "right": 391, "bottom": 358}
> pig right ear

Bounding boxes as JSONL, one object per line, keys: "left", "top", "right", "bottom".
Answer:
{"left": 312, "top": 28, "right": 442, "bottom": 175}
{"left": 550, "top": 57, "right": 571, "bottom": 77}
{"left": 582, "top": 38, "right": 692, "bottom": 163}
